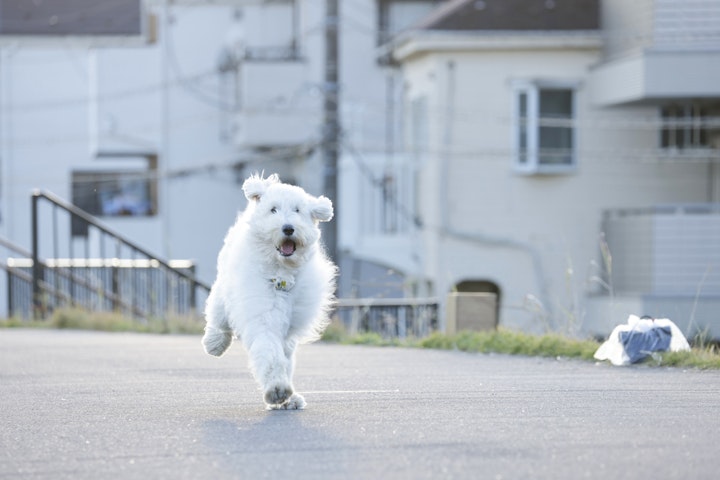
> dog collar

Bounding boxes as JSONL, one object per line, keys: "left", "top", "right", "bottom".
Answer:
{"left": 270, "top": 276, "right": 295, "bottom": 292}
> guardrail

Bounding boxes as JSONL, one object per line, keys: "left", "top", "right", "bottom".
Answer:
{"left": 26, "top": 190, "right": 210, "bottom": 319}
{"left": 334, "top": 297, "right": 439, "bottom": 339}
{"left": 7, "top": 192, "right": 439, "bottom": 337}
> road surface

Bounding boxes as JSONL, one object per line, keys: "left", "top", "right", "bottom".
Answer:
{"left": 1, "top": 329, "right": 719, "bottom": 479}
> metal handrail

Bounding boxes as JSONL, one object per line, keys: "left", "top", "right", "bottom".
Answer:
{"left": 334, "top": 297, "right": 439, "bottom": 338}
{"left": 30, "top": 190, "right": 210, "bottom": 319}
{"left": 32, "top": 190, "right": 210, "bottom": 289}
{"left": 336, "top": 297, "right": 440, "bottom": 308}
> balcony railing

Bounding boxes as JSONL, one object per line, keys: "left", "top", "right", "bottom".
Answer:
{"left": 601, "top": 204, "right": 720, "bottom": 296}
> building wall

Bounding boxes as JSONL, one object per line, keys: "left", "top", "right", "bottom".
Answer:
{"left": 400, "top": 44, "right": 712, "bottom": 333}
{"left": 651, "top": 0, "right": 720, "bottom": 51}
{"left": 602, "top": 0, "right": 720, "bottom": 58}
{"left": 601, "top": 0, "right": 653, "bottom": 59}
{"left": 0, "top": 0, "right": 435, "bottom": 318}
{"left": 0, "top": 4, "right": 249, "bottom": 291}
{"left": 0, "top": 49, "right": 90, "bottom": 243}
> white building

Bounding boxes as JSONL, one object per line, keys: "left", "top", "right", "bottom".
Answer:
{"left": 0, "top": 0, "right": 255, "bottom": 289}
{"left": 0, "top": 0, "right": 438, "bottom": 314}
{"left": 2, "top": 0, "right": 718, "bottom": 339}
{"left": 386, "top": 0, "right": 720, "bottom": 337}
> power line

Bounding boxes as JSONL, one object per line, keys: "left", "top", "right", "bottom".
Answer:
{"left": 163, "top": 11, "right": 239, "bottom": 113}
{"left": 343, "top": 139, "right": 423, "bottom": 230}
{"left": 0, "top": 68, "right": 221, "bottom": 112}
{"left": 0, "top": 141, "right": 320, "bottom": 193}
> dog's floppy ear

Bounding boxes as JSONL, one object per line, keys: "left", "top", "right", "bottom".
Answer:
{"left": 243, "top": 173, "right": 279, "bottom": 202}
{"left": 311, "top": 195, "right": 333, "bottom": 222}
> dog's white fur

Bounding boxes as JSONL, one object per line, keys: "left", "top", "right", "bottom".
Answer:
{"left": 202, "top": 173, "right": 337, "bottom": 409}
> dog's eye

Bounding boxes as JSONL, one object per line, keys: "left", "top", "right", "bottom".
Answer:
{"left": 294, "top": 207, "right": 300, "bottom": 213}
{"left": 270, "top": 207, "right": 277, "bottom": 214}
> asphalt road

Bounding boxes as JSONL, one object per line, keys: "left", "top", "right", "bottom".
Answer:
{"left": 1, "top": 329, "right": 720, "bottom": 479}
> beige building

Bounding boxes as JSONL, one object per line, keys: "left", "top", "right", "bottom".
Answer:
{"left": 380, "top": 0, "right": 720, "bottom": 337}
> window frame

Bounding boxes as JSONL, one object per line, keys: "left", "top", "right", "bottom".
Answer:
{"left": 512, "top": 80, "right": 578, "bottom": 175}
{"left": 70, "top": 154, "right": 157, "bottom": 236}
{"left": 659, "top": 102, "right": 711, "bottom": 151}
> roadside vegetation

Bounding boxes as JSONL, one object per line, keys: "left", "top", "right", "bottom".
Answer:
{"left": 321, "top": 320, "right": 720, "bottom": 369}
{"left": 3, "top": 309, "right": 719, "bottom": 369}
{"left": 0, "top": 308, "right": 204, "bottom": 335}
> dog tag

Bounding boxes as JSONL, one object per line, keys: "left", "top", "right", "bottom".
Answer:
{"left": 270, "top": 277, "right": 295, "bottom": 292}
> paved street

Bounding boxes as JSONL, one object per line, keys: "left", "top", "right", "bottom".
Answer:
{"left": 1, "top": 329, "right": 720, "bottom": 479}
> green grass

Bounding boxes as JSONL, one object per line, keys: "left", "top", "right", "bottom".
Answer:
{"left": 321, "top": 321, "right": 720, "bottom": 369}
{"left": 4, "top": 310, "right": 720, "bottom": 369}
{"left": 646, "top": 348, "right": 720, "bottom": 369}
{"left": 418, "top": 329, "right": 600, "bottom": 360}
{"left": 0, "top": 307, "right": 205, "bottom": 335}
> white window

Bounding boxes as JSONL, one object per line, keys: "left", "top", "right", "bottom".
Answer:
{"left": 378, "top": 0, "right": 438, "bottom": 46}
{"left": 71, "top": 155, "right": 157, "bottom": 236}
{"left": 513, "top": 82, "right": 576, "bottom": 174}
{"left": 660, "top": 103, "right": 711, "bottom": 150}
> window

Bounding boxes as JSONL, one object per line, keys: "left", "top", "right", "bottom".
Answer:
{"left": 71, "top": 155, "right": 157, "bottom": 236}
{"left": 513, "top": 82, "right": 576, "bottom": 174}
{"left": 660, "top": 103, "right": 710, "bottom": 150}
{"left": 0, "top": 0, "right": 142, "bottom": 36}
{"left": 378, "top": 1, "right": 438, "bottom": 46}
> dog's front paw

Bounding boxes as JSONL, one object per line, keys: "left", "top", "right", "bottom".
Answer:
{"left": 277, "top": 393, "right": 306, "bottom": 410}
{"left": 264, "top": 383, "right": 293, "bottom": 406}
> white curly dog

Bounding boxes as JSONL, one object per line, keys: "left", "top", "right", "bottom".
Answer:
{"left": 202, "top": 173, "right": 337, "bottom": 410}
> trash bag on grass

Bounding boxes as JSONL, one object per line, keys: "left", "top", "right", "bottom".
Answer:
{"left": 594, "top": 315, "right": 690, "bottom": 366}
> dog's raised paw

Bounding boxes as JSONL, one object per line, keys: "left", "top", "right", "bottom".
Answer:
{"left": 202, "top": 330, "right": 233, "bottom": 357}
{"left": 264, "top": 384, "right": 293, "bottom": 406}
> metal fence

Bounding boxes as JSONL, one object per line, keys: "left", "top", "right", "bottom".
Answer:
{"left": 334, "top": 297, "right": 439, "bottom": 339}
{"left": 4, "top": 190, "right": 211, "bottom": 320}
{"left": 7, "top": 258, "right": 202, "bottom": 320}
{"left": 3, "top": 191, "right": 440, "bottom": 337}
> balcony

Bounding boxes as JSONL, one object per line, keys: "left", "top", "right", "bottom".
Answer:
{"left": 590, "top": 51, "right": 720, "bottom": 106}
{"left": 233, "top": 62, "right": 320, "bottom": 149}
{"left": 591, "top": 0, "right": 720, "bottom": 105}
{"left": 586, "top": 204, "right": 720, "bottom": 339}
{"left": 602, "top": 205, "right": 720, "bottom": 296}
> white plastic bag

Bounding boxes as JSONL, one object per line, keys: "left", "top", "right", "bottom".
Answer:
{"left": 594, "top": 315, "right": 690, "bottom": 366}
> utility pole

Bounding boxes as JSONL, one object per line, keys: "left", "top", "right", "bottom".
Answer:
{"left": 322, "top": 0, "right": 340, "bottom": 264}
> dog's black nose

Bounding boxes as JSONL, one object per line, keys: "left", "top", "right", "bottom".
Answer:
{"left": 282, "top": 224, "right": 294, "bottom": 236}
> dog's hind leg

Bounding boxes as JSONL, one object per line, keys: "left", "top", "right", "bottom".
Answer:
{"left": 202, "top": 288, "right": 233, "bottom": 357}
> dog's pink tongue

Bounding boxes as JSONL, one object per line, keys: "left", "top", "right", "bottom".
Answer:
{"left": 280, "top": 240, "right": 296, "bottom": 256}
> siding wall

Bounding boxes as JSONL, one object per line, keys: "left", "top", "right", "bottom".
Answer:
{"left": 401, "top": 44, "right": 712, "bottom": 332}
{"left": 601, "top": 0, "right": 720, "bottom": 59}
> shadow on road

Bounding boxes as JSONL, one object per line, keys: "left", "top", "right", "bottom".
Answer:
{"left": 201, "top": 408, "right": 350, "bottom": 475}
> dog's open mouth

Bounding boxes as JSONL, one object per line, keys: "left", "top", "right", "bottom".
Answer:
{"left": 278, "top": 239, "right": 297, "bottom": 257}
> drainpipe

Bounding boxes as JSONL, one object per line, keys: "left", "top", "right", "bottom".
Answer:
{"left": 439, "top": 60, "right": 553, "bottom": 325}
